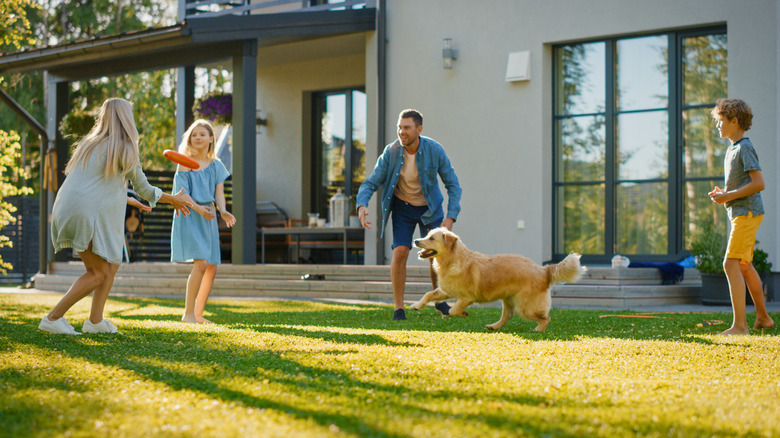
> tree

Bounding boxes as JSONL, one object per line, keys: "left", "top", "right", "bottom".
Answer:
{"left": 2, "top": 0, "right": 181, "bottom": 174}
{"left": 0, "top": 0, "right": 38, "bottom": 274}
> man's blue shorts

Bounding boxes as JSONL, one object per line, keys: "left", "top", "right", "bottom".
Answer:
{"left": 391, "top": 196, "right": 441, "bottom": 249}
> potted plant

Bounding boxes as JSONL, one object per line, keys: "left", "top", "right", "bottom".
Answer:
{"left": 690, "top": 222, "right": 773, "bottom": 305}
{"left": 193, "top": 92, "right": 232, "bottom": 126}
{"left": 689, "top": 222, "right": 730, "bottom": 305}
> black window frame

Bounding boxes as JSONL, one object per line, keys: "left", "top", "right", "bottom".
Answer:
{"left": 310, "top": 87, "right": 366, "bottom": 219}
{"left": 552, "top": 25, "right": 727, "bottom": 264}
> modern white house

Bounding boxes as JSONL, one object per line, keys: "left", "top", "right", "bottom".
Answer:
{"left": 1, "top": 0, "right": 778, "bottom": 272}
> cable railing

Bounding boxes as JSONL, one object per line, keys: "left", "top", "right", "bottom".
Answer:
{"left": 180, "top": 0, "right": 370, "bottom": 20}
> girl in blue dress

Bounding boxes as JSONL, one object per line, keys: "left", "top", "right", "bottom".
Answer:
{"left": 170, "top": 120, "right": 236, "bottom": 323}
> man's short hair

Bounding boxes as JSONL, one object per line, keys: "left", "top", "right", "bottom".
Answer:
{"left": 399, "top": 109, "right": 423, "bottom": 127}
{"left": 711, "top": 98, "right": 753, "bottom": 131}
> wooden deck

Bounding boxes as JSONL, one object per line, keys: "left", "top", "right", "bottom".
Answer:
{"left": 32, "top": 262, "right": 702, "bottom": 308}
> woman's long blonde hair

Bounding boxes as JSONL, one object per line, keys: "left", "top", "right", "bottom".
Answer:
{"left": 177, "top": 119, "right": 215, "bottom": 159}
{"left": 64, "top": 98, "right": 140, "bottom": 179}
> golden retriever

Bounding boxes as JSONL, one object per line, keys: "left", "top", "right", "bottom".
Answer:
{"left": 410, "top": 227, "right": 583, "bottom": 332}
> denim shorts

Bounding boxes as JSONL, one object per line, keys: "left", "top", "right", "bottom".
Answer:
{"left": 391, "top": 196, "right": 440, "bottom": 249}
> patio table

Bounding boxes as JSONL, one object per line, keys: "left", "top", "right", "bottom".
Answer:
{"left": 260, "top": 226, "right": 364, "bottom": 264}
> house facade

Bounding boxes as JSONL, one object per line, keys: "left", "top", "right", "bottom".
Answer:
{"left": 1, "top": 0, "right": 778, "bottom": 269}
{"left": 256, "top": 0, "right": 779, "bottom": 267}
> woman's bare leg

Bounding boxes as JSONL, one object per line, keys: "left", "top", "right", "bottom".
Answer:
{"left": 88, "top": 262, "right": 119, "bottom": 324}
{"left": 48, "top": 244, "right": 108, "bottom": 321}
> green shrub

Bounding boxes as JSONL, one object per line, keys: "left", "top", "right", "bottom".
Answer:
{"left": 689, "top": 222, "right": 772, "bottom": 274}
{"left": 689, "top": 222, "right": 726, "bottom": 274}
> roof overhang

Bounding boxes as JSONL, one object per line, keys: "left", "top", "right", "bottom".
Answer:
{"left": 0, "top": 8, "right": 376, "bottom": 81}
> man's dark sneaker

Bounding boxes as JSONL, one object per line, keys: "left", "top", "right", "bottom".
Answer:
{"left": 393, "top": 308, "right": 406, "bottom": 320}
{"left": 434, "top": 301, "right": 451, "bottom": 316}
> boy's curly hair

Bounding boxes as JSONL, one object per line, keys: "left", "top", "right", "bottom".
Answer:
{"left": 711, "top": 98, "right": 753, "bottom": 131}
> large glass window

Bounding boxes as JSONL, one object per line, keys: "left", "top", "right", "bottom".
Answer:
{"left": 553, "top": 28, "right": 727, "bottom": 261}
{"left": 312, "top": 89, "right": 366, "bottom": 220}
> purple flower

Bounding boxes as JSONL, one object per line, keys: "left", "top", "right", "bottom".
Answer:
{"left": 194, "top": 93, "right": 232, "bottom": 124}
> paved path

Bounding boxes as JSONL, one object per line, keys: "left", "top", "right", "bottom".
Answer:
{"left": 4, "top": 285, "right": 780, "bottom": 313}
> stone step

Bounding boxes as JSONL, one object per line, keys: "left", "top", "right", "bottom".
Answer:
{"left": 579, "top": 266, "right": 701, "bottom": 285}
{"left": 33, "top": 262, "right": 703, "bottom": 307}
{"left": 552, "top": 284, "right": 700, "bottom": 307}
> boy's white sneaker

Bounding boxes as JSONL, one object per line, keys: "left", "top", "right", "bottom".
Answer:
{"left": 38, "top": 316, "right": 81, "bottom": 335}
{"left": 82, "top": 319, "right": 119, "bottom": 334}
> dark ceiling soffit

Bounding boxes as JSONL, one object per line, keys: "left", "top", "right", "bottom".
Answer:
{"left": 0, "top": 8, "right": 376, "bottom": 78}
{"left": 48, "top": 42, "right": 245, "bottom": 80}
{"left": 186, "top": 8, "right": 376, "bottom": 43}
{"left": 0, "top": 25, "right": 188, "bottom": 73}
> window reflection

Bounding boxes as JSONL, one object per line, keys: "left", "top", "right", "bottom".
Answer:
{"left": 617, "top": 36, "right": 668, "bottom": 111}
{"left": 557, "top": 184, "right": 605, "bottom": 254}
{"left": 682, "top": 107, "right": 726, "bottom": 179}
{"left": 683, "top": 34, "right": 727, "bottom": 106}
{"left": 616, "top": 111, "right": 668, "bottom": 181}
{"left": 616, "top": 182, "right": 668, "bottom": 254}
{"left": 314, "top": 89, "right": 366, "bottom": 218}
{"left": 683, "top": 181, "right": 729, "bottom": 249}
{"left": 557, "top": 116, "right": 605, "bottom": 182}
{"left": 556, "top": 43, "right": 605, "bottom": 115}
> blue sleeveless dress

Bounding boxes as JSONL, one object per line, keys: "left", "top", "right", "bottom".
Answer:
{"left": 170, "top": 158, "right": 230, "bottom": 264}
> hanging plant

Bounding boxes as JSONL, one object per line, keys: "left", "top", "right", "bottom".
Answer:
{"left": 59, "top": 108, "right": 96, "bottom": 140}
{"left": 192, "top": 92, "right": 232, "bottom": 126}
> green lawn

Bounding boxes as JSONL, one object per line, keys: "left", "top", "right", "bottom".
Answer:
{"left": 1, "top": 293, "right": 778, "bottom": 437}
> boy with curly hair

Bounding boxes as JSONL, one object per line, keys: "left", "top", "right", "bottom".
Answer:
{"left": 709, "top": 98, "right": 774, "bottom": 335}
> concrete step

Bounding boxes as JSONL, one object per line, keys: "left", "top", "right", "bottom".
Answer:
{"left": 44, "top": 261, "right": 434, "bottom": 281}
{"left": 33, "top": 262, "right": 703, "bottom": 307}
{"left": 552, "top": 284, "right": 700, "bottom": 307}
{"left": 580, "top": 266, "right": 700, "bottom": 285}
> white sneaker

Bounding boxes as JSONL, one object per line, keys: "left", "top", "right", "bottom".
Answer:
{"left": 38, "top": 316, "right": 81, "bottom": 335}
{"left": 82, "top": 319, "right": 119, "bottom": 334}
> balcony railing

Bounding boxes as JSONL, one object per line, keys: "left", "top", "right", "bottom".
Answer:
{"left": 180, "top": 0, "right": 370, "bottom": 20}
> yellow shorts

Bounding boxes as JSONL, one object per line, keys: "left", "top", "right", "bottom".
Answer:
{"left": 725, "top": 211, "right": 763, "bottom": 263}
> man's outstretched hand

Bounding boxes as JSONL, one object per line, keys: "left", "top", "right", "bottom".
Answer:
{"left": 357, "top": 205, "right": 372, "bottom": 229}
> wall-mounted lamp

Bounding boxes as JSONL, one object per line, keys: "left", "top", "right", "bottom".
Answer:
{"left": 442, "top": 38, "right": 458, "bottom": 69}
{"left": 256, "top": 109, "right": 268, "bottom": 134}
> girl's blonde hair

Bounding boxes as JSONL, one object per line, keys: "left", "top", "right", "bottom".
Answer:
{"left": 177, "top": 119, "right": 216, "bottom": 160}
{"left": 64, "top": 98, "right": 140, "bottom": 179}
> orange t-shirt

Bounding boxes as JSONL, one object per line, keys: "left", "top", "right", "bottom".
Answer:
{"left": 394, "top": 150, "right": 427, "bottom": 206}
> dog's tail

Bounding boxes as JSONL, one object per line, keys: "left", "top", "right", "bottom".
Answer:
{"left": 547, "top": 253, "right": 584, "bottom": 285}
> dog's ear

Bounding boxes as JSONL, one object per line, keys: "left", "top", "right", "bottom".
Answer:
{"left": 443, "top": 232, "right": 458, "bottom": 250}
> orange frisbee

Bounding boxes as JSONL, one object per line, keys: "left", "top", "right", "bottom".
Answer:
{"left": 163, "top": 149, "right": 199, "bottom": 169}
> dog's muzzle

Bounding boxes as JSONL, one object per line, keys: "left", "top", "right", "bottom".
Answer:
{"left": 418, "top": 249, "right": 436, "bottom": 259}
{"left": 413, "top": 238, "right": 437, "bottom": 259}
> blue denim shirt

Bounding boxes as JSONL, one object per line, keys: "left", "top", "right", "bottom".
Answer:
{"left": 356, "top": 136, "right": 462, "bottom": 237}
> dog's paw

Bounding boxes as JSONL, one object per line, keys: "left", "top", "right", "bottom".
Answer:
{"left": 448, "top": 310, "right": 469, "bottom": 317}
{"left": 486, "top": 324, "right": 498, "bottom": 331}
{"left": 410, "top": 303, "right": 423, "bottom": 311}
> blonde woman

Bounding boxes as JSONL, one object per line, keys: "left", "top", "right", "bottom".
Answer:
{"left": 39, "top": 98, "right": 193, "bottom": 335}
{"left": 170, "top": 120, "right": 235, "bottom": 323}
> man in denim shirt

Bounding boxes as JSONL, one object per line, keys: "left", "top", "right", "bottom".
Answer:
{"left": 357, "top": 109, "right": 462, "bottom": 320}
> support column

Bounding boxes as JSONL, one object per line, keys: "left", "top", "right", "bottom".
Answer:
{"left": 231, "top": 40, "right": 257, "bottom": 264}
{"left": 45, "top": 76, "right": 70, "bottom": 265}
{"left": 375, "top": 0, "right": 387, "bottom": 264}
{"left": 176, "top": 66, "right": 195, "bottom": 143}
